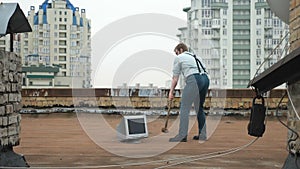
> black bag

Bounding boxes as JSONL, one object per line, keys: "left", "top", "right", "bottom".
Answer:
{"left": 248, "top": 96, "right": 266, "bottom": 137}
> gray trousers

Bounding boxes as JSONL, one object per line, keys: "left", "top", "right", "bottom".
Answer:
{"left": 178, "top": 73, "right": 210, "bottom": 137}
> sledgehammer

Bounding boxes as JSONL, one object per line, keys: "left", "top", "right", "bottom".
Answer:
{"left": 161, "top": 101, "right": 172, "bottom": 133}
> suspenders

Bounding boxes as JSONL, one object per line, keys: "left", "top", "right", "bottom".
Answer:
{"left": 186, "top": 53, "right": 207, "bottom": 74}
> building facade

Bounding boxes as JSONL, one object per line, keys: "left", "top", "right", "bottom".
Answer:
{"left": 177, "top": 0, "right": 289, "bottom": 89}
{"left": 18, "top": 0, "right": 92, "bottom": 88}
{"left": 0, "top": 34, "right": 21, "bottom": 53}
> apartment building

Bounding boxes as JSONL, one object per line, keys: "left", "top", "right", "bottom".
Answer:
{"left": 177, "top": 0, "right": 289, "bottom": 89}
{"left": 0, "top": 34, "right": 21, "bottom": 53}
{"left": 19, "top": 0, "right": 92, "bottom": 88}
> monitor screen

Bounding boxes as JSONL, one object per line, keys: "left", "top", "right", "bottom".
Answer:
{"left": 127, "top": 118, "right": 146, "bottom": 134}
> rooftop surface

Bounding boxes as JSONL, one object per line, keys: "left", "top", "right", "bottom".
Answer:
{"left": 15, "top": 113, "right": 288, "bottom": 169}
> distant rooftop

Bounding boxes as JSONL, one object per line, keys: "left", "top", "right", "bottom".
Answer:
{"left": 40, "top": 0, "right": 76, "bottom": 12}
{"left": 22, "top": 65, "right": 60, "bottom": 73}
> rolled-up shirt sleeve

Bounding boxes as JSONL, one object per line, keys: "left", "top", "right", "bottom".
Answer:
{"left": 172, "top": 57, "right": 181, "bottom": 77}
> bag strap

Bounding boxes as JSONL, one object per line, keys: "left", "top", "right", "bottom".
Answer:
{"left": 253, "top": 95, "right": 265, "bottom": 106}
{"left": 186, "top": 53, "right": 207, "bottom": 73}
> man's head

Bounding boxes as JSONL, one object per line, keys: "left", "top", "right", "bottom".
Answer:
{"left": 174, "top": 43, "right": 188, "bottom": 55}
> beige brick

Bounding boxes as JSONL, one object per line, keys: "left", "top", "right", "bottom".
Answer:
{"left": 7, "top": 124, "right": 19, "bottom": 136}
{"left": 5, "top": 104, "right": 13, "bottom": 115}
{"left": 297, "top": 0, "right": 300, "bottom": 6}
{"left": 2, "top": 116, "right": 8, "bottom": 126}
{"left": 291, "top": 0, "right": 297, "bottom": 10}
{"left": 0, "top": 127, "right": 8, "bottom": 137}
{"left": 8, "top": 114, "right": 19, "bottom": 125}
{"left": 0, "top": 137, "right": 9, "bottom": 146}
{"left": 0, "top": 106, "right": 5, "bottom": 116}
{"left": 290, "top": 9, "right": 297, "bottom": 23}
{"left": 9, "top": 135, "right": 20, "bottom": 146}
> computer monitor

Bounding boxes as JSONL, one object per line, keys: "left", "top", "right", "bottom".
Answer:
{"left": 117, "top": 115, "right": 148, "bottom": 141}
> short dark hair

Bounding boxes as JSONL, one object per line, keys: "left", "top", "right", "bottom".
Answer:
{"left": 174, "top": 43, "right": 188, "bottom": 52}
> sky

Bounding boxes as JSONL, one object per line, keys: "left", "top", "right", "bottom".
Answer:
{"left": 7, "top": 0, "right": 191, "bottom": 88}
{"left": 14, "top": 0, "right": 190, "bottom": 36}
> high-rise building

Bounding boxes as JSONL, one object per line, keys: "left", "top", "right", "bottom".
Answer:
{"left": 19, "top": 0, "right": 92, "bottom": 88}
{"left": 0, "top": 34, "right": 21, "bottom": 53}
{"left": 177, "top": 0, "right": 289, "bottom": 89}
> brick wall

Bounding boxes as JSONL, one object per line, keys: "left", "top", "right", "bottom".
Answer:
{"left": 288, "top": 0, "right": 300, "bottom": 154}
{"left": 0, "top": 51, "right": 22, "bottom": 148}
{"left": 289, "top": 0, "right": 300, "bottom": 50}
{"left": 21, "top": 88, "right": 288, "bottom": 110}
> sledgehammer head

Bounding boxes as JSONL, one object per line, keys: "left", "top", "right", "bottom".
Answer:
{"left": 161, "top": 128, "right": 169, "bottom": 133}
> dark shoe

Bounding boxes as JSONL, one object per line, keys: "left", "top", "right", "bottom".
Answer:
{"left": 169, "top": 135, "right": 187, "bottom": 142}
{"left": 193, "top": 135, "right": 207, "bottom": 141}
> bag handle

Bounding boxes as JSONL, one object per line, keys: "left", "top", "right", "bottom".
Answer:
{"left": 253, "top": 95, "right": 265, "bottom": 106}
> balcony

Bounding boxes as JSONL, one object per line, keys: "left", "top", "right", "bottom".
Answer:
{"left": 59, "top": 24, "right": 67, "bottom": 31}
{"left": 264, "top": 33, "right": 273, "bottom": 38}
{"left": 233, "top": 5, "right": 250, "bottom": 10}
{"left": 233, "top": 35, "right": 250, "bottom": 40}
{"left": 233, "top": 45, "right": 250, "bottom": 50}
{"left": 211, "top": 2, "right": 228, "bottom": 9}
{"left": 233, "top": 74, "right": 250, "bottom": 80}
{"left": 233, "top": 64, "right": 250, "bottom": 70}
{"left": 0, "top": 40, "right": 5, "bottom": 45}
{"left": 59, "top": 48, "right": 67, "bottom": 54}
{"left": 233, "top": 15, "right": 250, "bottom": 20}
{"left": 255, "top": 2, "right": 269, "bottom": 9}
{"left": 59, "top": 40, "right": 67, "bottom": 46}
{"left": 233, "top": 54, "right": 250, "bottom": 60}
{"left": 212, "top": 33, "right": 220, "bottom": 39}
{"left": 59, "top": 56, "right": 66, "bottom": 61}
{"left": 59, "top": 32, "right": 67, "bottom": 38}
{"left": 264, "top": 44, "right": 273, "bottom": 49}
{"left": 212, "top": 19, "right": 221, "bottom": 29}
{"left": 233, "top": 25, "right": 250, "bottom": 30}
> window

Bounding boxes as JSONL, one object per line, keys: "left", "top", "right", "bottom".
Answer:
{"left": 256, "top": 49, "right": 261, "bottom": 56}
{"left": 202, "top": 19, "right": 212, "bottom": 27}
{"left": 256, "top": 29, "right": 261, "bottom": 36}
{"left": 223, "top": 29, "right": 227, "bottom": 35}
{"left": 256, "top": 19, "right": 261, "bottom": 25}
{"left": 256, "top": 39, "right": 261, "bottom": 46}
{"left": 256, "top": 59, "right": 261, "bottom": 66}
{"left": 223, "top": 19, "right": 227, "bottom": 26}
{"left": 272, "top": 39, "right": 280, "bottom": 45}
{"left": 202, "top": 0, "right": 211, "bottom": 7}
{"left": 202, "top": 9, "right": 211, "bottom": 17}
{"left": 202, "top": 29, "right": 211, "bottom": 35}
{"left": 256, "top": 9, "right": 261, "bottom": 15}
{"left": 43, "top": 32, "right": 50, "bottom": 38}
{"left": 273, "top": 19, "right": 282, "bottom": 27}
{"left": 223, "top": 79, "right": 227, "bottom": 86}
{"left": 223, "top": 49, "right": 227, "bottom": 56}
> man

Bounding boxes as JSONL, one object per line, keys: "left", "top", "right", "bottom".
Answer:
{"left": 169, "top": 43, "right": 210, "bottom": 142}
